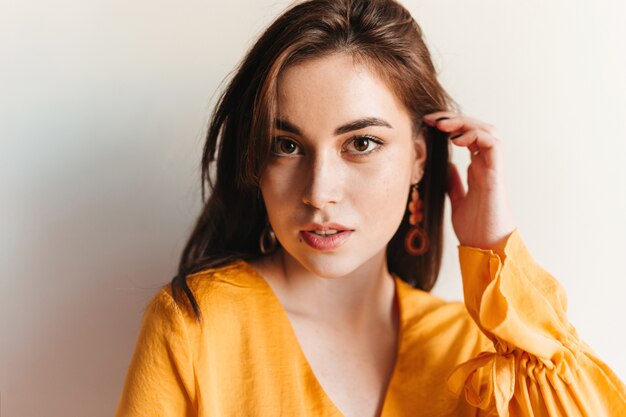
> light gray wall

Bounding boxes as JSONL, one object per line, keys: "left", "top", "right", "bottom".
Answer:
{"left": 2, "top": 0, "right": 624, "bottom": 415}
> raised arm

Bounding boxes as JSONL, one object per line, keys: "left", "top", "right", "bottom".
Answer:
{"left": 423, "top": 112, "right": 626, "bottom": 415}
{"left": 450, "top": 230, "right": 626, "bottom": 415}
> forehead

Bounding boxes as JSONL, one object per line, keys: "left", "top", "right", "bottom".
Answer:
{"left": 275, "top": 53, "right": 411, "bottom": 133}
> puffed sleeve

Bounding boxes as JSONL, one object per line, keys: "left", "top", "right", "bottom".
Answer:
{"left": 447, "top": 229, "right": 626, "bottom": 416}
{"left": 115, "top": 288, "right": 197, "bottom": 417}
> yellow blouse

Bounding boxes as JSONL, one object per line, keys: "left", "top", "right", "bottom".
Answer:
{"left": 115, "top": 231, "right": 626, "bottom": 416}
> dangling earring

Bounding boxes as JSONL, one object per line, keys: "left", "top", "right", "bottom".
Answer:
{"left": 404, "top": 182, "right": 429, "bottom": 256}
{"left": 259, "top": 222, "right": 277, "bottom": 255}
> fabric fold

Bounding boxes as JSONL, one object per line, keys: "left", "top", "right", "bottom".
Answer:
{"left": 448, "top": 230, "right": 626, "bottom": 416}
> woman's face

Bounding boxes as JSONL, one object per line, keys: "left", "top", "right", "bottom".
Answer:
{"left": 259, "top": 53, "right": 425, "bottom": 278}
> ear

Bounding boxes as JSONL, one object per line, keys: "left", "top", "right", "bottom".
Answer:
{"left": 410, "top": 129, "right": 427, "bottom": 183}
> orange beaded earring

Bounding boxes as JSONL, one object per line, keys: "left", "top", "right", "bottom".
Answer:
{"left": 404, "top": 182, "right": 429, "bottom": 256}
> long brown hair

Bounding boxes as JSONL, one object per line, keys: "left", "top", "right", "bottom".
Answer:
{"left": 172, "top": 0, "right": 455, "bottom": 321}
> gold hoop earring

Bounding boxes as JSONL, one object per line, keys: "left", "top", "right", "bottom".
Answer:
{"left": 404, "top": 183, "right": 429, "bottom": 256}
{"left": 259, "top": 222, "right": 277, "bottom": 255}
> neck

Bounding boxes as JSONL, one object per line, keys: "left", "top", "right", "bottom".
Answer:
{"left": 265, "top": 249, "right": 397, "bottom": 327}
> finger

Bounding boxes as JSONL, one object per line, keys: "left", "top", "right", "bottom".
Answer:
{"left": 447, "top": 162, "right": 466, "bottom": 210}
{"left": 422, "top": 111, "right": 456, "bottom": 126}
{"left": 423, "top": 113, "right": 498, "bottom": 137}
{"left": 449, "top": 128, "right": 500, "bottom": 155}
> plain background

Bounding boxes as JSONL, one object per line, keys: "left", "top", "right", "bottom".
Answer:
{"left": 2, "top": 0, "right": 625, "bottom": 415}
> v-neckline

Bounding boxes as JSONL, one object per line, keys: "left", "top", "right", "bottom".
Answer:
{"left": 238, "top": 259, "right": 406, "bottom": 417}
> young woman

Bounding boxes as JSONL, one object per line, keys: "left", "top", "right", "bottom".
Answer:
{"left": 115, "top": 0, "right": 626, "bottom": 416}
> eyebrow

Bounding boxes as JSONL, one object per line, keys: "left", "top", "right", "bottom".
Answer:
{"left": 274, "top": 117, "right": 393, "bottom": 136}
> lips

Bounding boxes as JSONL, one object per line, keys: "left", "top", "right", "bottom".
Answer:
{"left": 302, "top": 222, "right": 352, "bottom": 232}
{"left": 300, "top": 223, "right": 354, "bottom": 251}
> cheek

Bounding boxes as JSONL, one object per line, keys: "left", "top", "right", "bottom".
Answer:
{"left": 259, "top": 163, "right": 300, "bottom": 212}
{"left": 354, "top": 163, "right": 409, "bottom": 226}
{"left": 260, "top": 148, "right": 412, "bottom": 230}
{"left": 364, "top": 176, "right": 409, "bottom": 218}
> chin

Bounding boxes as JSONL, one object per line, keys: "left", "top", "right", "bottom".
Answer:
{"left": 288, "top": 246, "right": 377, "bottom": 279}
{"left": 300, "top": 257, "right": 360, "bottom": 278}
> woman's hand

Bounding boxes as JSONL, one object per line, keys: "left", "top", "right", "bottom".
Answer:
{"left": 423, "top": 112, "right": 517, "bottom": 251}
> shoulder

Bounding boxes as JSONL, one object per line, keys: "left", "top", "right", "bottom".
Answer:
{"left": 184, "top": 259, "right": 266, "bottom": 297}
{"left": 159, "top": 259, "right": 273, "bottom": 322}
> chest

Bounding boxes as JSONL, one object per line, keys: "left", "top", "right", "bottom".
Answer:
{"left": 286, "top": 312, "right": 398, "bottom": 417}
{"left": 196, "top": 291, "right": 479, "bottom": 417}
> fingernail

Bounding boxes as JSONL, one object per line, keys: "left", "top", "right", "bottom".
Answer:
{"left": 450, "top": 134, "right": 463, "bottom": 140}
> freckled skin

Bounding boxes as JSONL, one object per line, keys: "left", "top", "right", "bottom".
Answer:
{"left": 251, "top": 52, "right": 516, "bottom": 417}
{"left": 252, "top": 52, "right": 427, "bottom": 417}
{"left": 260, "top": 53, "right": 426, "bottom": 280}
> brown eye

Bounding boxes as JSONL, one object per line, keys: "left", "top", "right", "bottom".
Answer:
{"left": 345, "top": 135, "right": 383, "bottom": 155}
{"left": 272, "top": 137, "right": 301, "bottom": 155}
{"left": 280, "top": 140, "right": 296, "bottom": 154}
{"left": 353, "top": 137, "right": 370, "bottom": 152}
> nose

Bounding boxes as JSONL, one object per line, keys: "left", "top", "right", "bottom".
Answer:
{"left": 301, "top": 151, "right": 341, "bottom": 209}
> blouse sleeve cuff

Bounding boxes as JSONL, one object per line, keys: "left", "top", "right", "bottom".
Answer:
{"left": 448, "top": 230, "right": 626, "bottom": 415}
{"left": 457, "top": 229, "right": 577, "bottom": 364}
